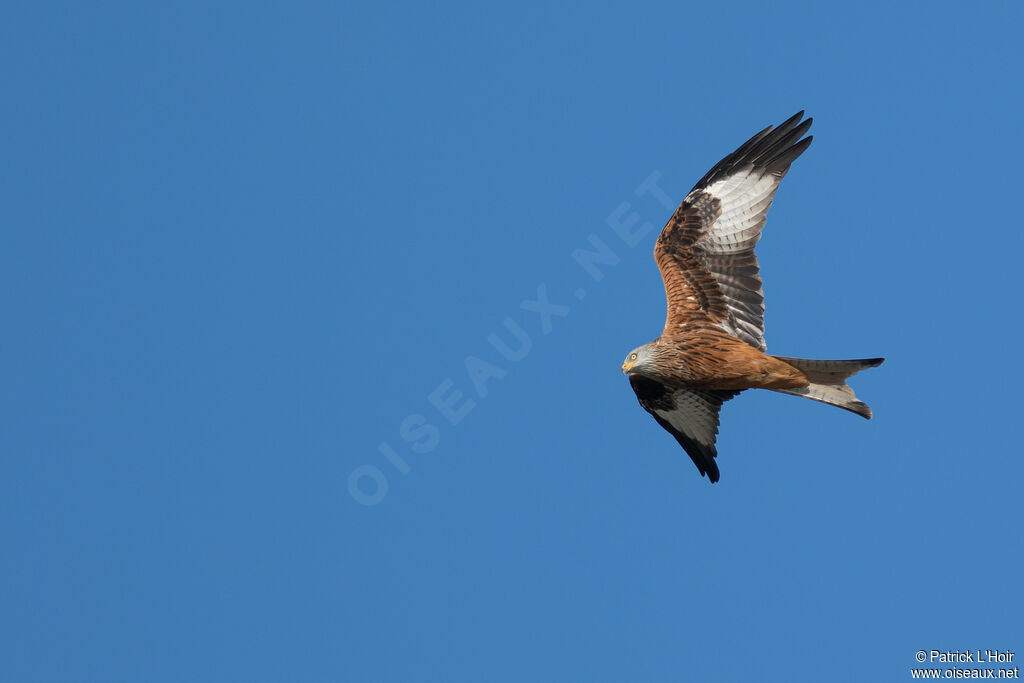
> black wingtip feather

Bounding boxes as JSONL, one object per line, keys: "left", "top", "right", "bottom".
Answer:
{"left": 691, "top": 112, "right": 813, "bottom": 192}
{"left": 779, "top": 110, "right": 805, "bottom": 128}
{"left": 767, "top": 110, "right": 806, "bottom": 140}
{"left": 768, "top": 135, "right": 812, "bottom": 176}
{"left": 753, "top": 118, "right": 813, "bottom": 166}
{"left": 728, "top": 125, "right": 774, "bottom": 162}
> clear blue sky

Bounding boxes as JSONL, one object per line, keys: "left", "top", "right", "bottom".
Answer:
{"left": 2, "top": 2, "right": 1022, "bottom": 681}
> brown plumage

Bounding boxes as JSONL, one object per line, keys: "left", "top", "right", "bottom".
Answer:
{"left": 622, "top": 112, "right": 883, "bottom": 483}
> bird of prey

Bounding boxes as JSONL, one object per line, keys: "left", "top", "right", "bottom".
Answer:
{"left": 621, "top": 112, "right": 882, "bottom": 483}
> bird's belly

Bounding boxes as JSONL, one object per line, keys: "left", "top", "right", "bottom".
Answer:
{"left": 666, "top": 345, "right": 807, "bottom": 391}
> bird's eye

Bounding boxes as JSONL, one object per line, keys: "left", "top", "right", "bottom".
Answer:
{"left": 630, "top": 353, "right": 637, "bottom": 360}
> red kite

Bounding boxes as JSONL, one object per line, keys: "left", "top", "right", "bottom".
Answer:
{"left": 622, "top": 112, "right": 882, "bottom": 483}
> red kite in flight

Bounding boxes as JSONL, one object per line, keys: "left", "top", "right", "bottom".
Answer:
{"left": 622, "top": 112, "right": 883, "bottom": 483}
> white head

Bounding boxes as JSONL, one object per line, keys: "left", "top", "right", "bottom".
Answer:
{"left": 621, "top": 342, "right": 657, "bottom": 375}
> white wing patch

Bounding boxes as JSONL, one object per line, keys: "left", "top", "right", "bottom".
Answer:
{"left": 700, "top": 171, "right": 779, "bottom": 254}
{"left": 684, "top": 169, "right": 784, "bottom": 351}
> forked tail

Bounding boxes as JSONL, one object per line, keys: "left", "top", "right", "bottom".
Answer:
{"left": 769, "top": 356, "right": 884, "bottom": 419}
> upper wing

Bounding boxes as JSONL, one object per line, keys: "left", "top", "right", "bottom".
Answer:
{"left": 655, "top": 112, "right": 813, "bottom": 350}
{"left": 629, "top": 374, "right": 739, "bottom": 483}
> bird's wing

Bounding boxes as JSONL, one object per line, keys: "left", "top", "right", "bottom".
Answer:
{"left": 629, "top": 374, "right": 739, "bottom": 483}
{"left": 656, "top": 111, "right": 813, "bottom": 351}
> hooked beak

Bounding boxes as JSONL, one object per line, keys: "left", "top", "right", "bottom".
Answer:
{"left": 621, "top": 361, "right": 634, "bottom": 375}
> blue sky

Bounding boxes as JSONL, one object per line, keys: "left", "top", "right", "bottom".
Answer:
{"left": 2, "top": 2, "right": 1022, "bottom": 681}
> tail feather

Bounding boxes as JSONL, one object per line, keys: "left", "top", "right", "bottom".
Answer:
{"left": 770, "top": 357, "right": 884, "bottom": 419}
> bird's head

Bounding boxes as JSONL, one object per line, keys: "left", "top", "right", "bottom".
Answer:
{"left": 621, "top": 343, "right": 656, "bottom": 375}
